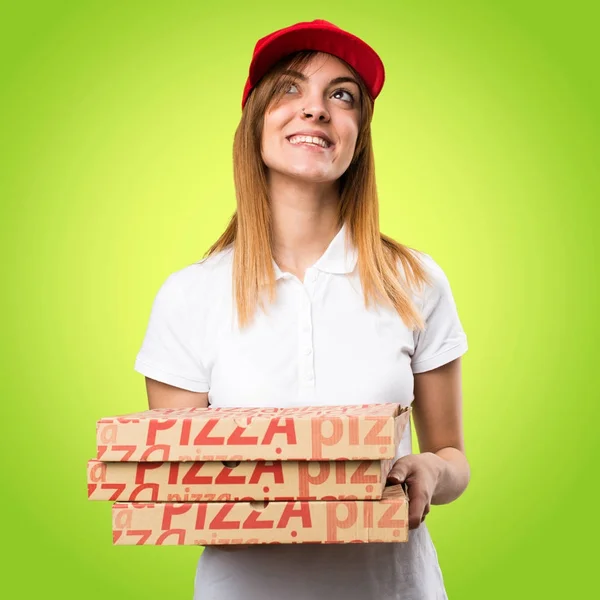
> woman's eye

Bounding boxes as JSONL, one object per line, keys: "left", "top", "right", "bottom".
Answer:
{"left": 284, "top": 83, "right": 355, "bottom": 104}
{"left": 333, "top": 89, "right": 355, "bottom": 103}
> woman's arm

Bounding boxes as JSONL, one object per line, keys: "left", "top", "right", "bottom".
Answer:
{"left": 412, "top": 357, "right": 470, "bottom": 505}
{"left": 387, "top": 357, "right": 470, "bottom": 528}
{"left": 145, "top": 377, "right": 209, "bottom": 410}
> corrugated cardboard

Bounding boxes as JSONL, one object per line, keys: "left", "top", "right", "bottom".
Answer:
{"left": 87, "top": 457, "right": 393, "bottom": 502}
{"left": 96, "top": 404, "right": 410, "bottom": 462}
{"left": 111, "top": 484, "right": 408, "bottom": 545}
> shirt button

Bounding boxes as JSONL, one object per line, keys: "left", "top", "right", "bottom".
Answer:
{"left": 304, "top": 347, "right": 312, "bottom": 355}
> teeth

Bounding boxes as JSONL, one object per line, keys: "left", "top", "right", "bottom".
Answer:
{"left": 288, "top": 135, "right": 330, "bottom": 148}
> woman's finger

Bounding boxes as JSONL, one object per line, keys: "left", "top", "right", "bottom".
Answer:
{"left": 406, "top": 481, "right": 429, "bottom": 530}
{"left": 386, "top": 457, "right": 412, "bottom": 485}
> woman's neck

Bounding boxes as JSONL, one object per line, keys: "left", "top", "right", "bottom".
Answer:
{"left": 267, "top": 174, "right": 342, "bottom": 278}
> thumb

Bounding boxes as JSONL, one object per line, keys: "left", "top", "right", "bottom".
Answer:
{"left": 386, "top": 457, "right": 411, "bottom": 486}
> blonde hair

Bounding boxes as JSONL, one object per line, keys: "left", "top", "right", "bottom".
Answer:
{"left": 204, "top": 50, "right": 431, "bottom": 330}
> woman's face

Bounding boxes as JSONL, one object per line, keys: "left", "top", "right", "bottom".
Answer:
{"left": 261, "top": 53, "right": 361, "bottom": 185}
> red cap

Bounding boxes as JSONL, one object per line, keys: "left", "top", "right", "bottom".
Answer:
{"left": 242, "top": 19, "right": 385, "bottom": 109}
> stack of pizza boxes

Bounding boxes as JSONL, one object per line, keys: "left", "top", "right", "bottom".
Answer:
{"left": 87, "top": 403, "right": 411, "bottom": 546}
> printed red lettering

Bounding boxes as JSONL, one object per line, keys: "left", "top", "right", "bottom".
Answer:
{"left": 364, "top": 417, "right": 391, "bottom": 445}
{"left": 363, "top": 500, "right": 374, "bottom": 528}
{"left": 194, "top": 537, "right": 261, "bottom": 546}
{"left": 193, "top": 419, "right": 225, "bottom": 445}
{"left": 210, "top": 504, "right": 241, "bottom": 530}
{"left": 350, "top": 461, "right": 378, "bottom": 484}
{"left": 326, "top": 502, "right": 357, "bottom": 542}
{"left": 242, "top": 509, "right": 274, "bottom": 529}
{"left": 182, "top": 462, "right": 212, "bottom": 485}
{"left": 139, "top": 445, "right": 170, "bottom": 461}
{"left": 377, "top": 502, "right": 404, "bottom": 528}
{"left": 156, "top": 529, "right": 186, "bottom": 545}
{"left": 277, "top": 502, "right": 312, "bottom": 528}
{"left": 335, "top": 461, "right": 346, "bottom": 484}
{"left": 112, "top": 445, "right": 136, "bottom": 461}
{"left": 214, "top": 464, "right": 245, "bottom": 485}
{"left": 196, "top": 453, "right": 244, "bottom": 461}
{"left": 248, "top": 462, "right": 284, "bottom": 485}
{"left": 349, "top": 416, "right": 359, "bottom": 445}
{"left": 311, "top": 418, "right": 343, "bottom": 459}
{"left": 114, "top": 509, "right": 132, "bottom": 529}
{"left": 98, "top": 423, "right": 117, "bottom": 444}
{"left": 101, "top": 483, "right": 126, "bottom": 500}
{"left": 321, "top": 494, "right": 357, "bottom": 501}
{"left": 130, "top": 483, "right": 159, "bottom": 502}
{"left": 146, "top": 419, "right": 177, "bottom": 445}
{"left": 298, "top": 462, "right": 330, "bottom": 497}
{"left": 195, "top": 503, "right": 208, "bottom": 529}
{"left": 168, "top": 462, "right": 179, "bottom": 484}
{"left": 161, "top": 504, "right": 192, "bottom": 530}
{"left": 262, "top": 418, "right": 296, "bottom": 445}
{"left": 228, "top": 421, "right": 259, "bottom": 445}
{"left": 89, "top": 461, "right": 107, "bottom": 483}
{"left": 180, "top": 418, "right": 191, "bottom": 445}
{"left": 134, "top": 462, "right": 164, "bottom": 484}
{"left": 127, "top": 529, "right": 152, "bottom": 545}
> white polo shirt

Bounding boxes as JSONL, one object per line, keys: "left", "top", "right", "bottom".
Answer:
{"left": 134, "top": 223, "right": 468, "bottom": 600}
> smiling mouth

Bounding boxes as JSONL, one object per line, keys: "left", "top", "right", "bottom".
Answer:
{"left": 286, "top": 136, "right": 333, "bottom": 151}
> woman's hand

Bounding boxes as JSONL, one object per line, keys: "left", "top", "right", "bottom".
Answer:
{"left": 386, "top": 452, "right": 442, "bottom": 530}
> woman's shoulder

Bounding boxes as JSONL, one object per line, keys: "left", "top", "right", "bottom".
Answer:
{"left": 394, "top": 246, "right": 442, "bottom": 281}
{"left": 395, "top": 248, "right": 454, "bottom": 306}
{"left": 159, "top": 246, "right": 234, "bottom": 302}
{"left": 412, "top": 250, "right": 446, "bottom": 279}
{"left": 191, "top": 245, "right": 235, "bottom": 275}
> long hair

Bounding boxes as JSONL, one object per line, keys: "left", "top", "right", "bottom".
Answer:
{"left": 204, "top": 50, "right": 432, "bottom": 330}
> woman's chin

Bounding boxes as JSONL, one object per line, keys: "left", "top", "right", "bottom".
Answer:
{"left": 276, "top": 168, "right": 337, "bottom": 184}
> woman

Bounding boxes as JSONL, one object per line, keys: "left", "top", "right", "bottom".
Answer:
{"left": 134, "top": 19, "right": 470, "bottom": 600}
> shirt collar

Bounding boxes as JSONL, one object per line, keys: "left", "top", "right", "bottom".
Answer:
{"left": 273, "top": 222, "right": 358, "bottom": 280}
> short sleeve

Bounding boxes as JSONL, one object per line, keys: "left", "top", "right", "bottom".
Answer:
{"left": 410, "top": 255, "right": 468, "bottom": 374}
{"left": 134, "top": 272, "right": 210, "bottom": 392}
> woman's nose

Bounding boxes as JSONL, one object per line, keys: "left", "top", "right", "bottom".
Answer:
{"left": 300, "top": 101, "right": 330, "bottom": 122}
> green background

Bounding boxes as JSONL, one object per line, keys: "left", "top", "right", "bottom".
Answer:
{"left": 2, "top": 1, "right": 598, "bottom": 598}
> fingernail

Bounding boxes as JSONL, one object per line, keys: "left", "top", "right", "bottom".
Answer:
{"left": 387, "top": 476, "right": 401, "bottom": 485}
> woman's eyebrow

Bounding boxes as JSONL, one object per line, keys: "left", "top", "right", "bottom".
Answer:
{"left": 282, "top": 69, "right": 360, "bottom": 88}
{"left": 329, "top": 76, "right": 360, "bottom": 88}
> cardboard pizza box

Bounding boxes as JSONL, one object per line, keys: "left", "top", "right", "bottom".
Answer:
{"left": 111, "top": 483, "right": 409, "bottom": 545}
{"left": 96, "top": 403, "right": 411, "bottom": 462}
{"left": 87, "top": 457, "right": 394, "bottom": 502}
